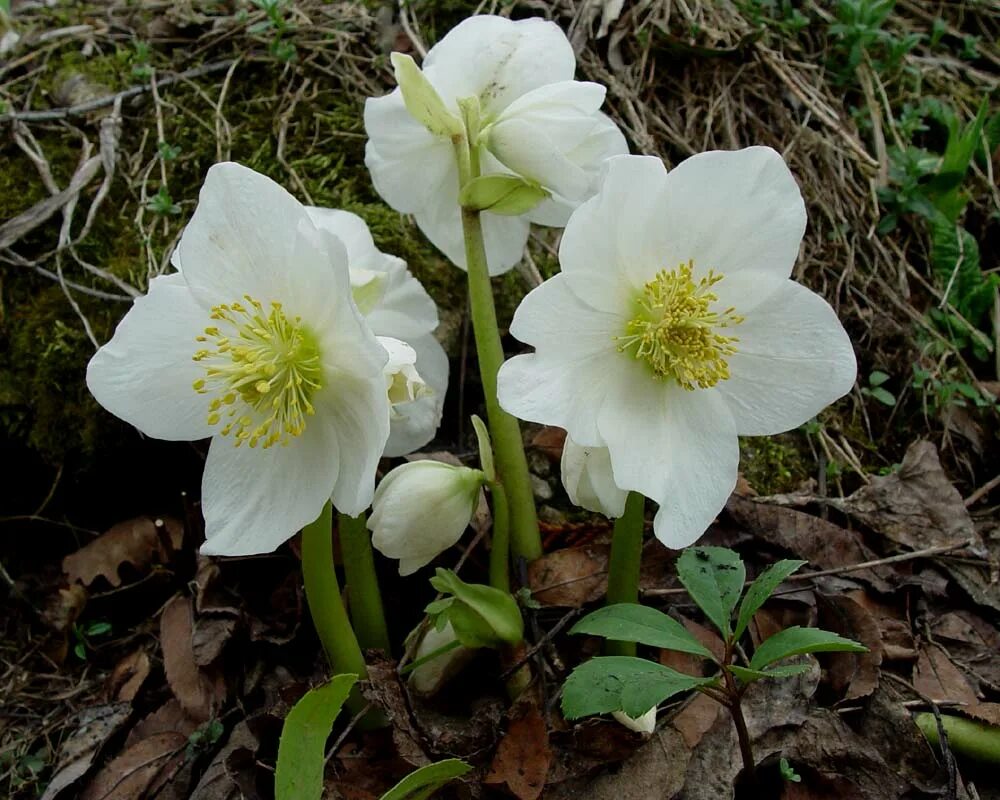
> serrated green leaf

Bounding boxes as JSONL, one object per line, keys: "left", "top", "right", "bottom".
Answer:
{"left": 749, "top": 627, "right": 867, "bottom": 671}
{"left": 728, "top": 663, "right": 811, "bottom": 684}
{"left": 733, "top": 560, "right": 805, "bottom": 640}
{"left": 459, "top": 174, "right": 549, "bottom": 215}
{"left": 379, "top": 759, "right": 472, "bottom": 800}
{"left": 676, "top": 547, "right": 745, "bottom": 639}
{"left": 562, "top": 656, "right": 716, "bottom": 720}
{"left": 275, "top": 674, "right": 357, "bottom": 800}
{"left": 570, "top": 604, "right": 716, "bottom": 661}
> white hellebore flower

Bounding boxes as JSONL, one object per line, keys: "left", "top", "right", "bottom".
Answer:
{"left": 561, "top": 438, "right": 628, "bottom": 519}
{"left": 86, "top": 163, "right": 391, "bottom": 556}
{"left": 612, "top": 707, "right": 657, "bottom": 735}
{"left": 364, "top": 15, "right": 627, "bottom": 275}
{"left": 305, "top": 207, "right": 449, "bottom": 456}
{"left": 498, "top": 149, "right": 857, "bottom": 548}
{"left": 368, "top": 460, "right": 485, "bottom": 575}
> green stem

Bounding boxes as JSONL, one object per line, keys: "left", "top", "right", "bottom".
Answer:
{"left": 338, "top": 511, "right": 391, "bottom": 655}
{"left": 605, "top": 492, "right": 646, "bottom": 657}
{"left": 454, "top": 131, "right": 542, "bottom": 564}
{"left": 301, "top": 503, "right": 367, "bottom": 678}
{"left": 488, "top": 481, "right": 511, "bottom": 591}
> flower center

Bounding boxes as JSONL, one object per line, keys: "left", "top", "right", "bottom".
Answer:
{"left": 617, "top": 261, "right": 743, "bottom": 390}
{"left": 191, "top": 296, "right": 323, "bottom": 448}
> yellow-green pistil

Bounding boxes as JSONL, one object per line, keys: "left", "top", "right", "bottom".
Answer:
{"left": 192, "top": 296, "right": 322, "bottom": 448}
{"left": 618, "top": 261, "right": 743, "bottom": 389}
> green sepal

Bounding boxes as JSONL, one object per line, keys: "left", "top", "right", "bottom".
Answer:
{"left": 459, "top": 174, "right": 550, "bottom": 215}
{"left": 426, "top": 568, "right": 523, "bottom": 649}
{"left": 391, "top": 52, "right": 463, "bottom": 139}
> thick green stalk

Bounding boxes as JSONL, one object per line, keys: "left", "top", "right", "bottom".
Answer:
{"left": 338, "top": 512, "right": 391, "bottom": 654}
{"left": 454, "top": 130, "right": 542, "bottom": 563}
{"left": 488, "top": 481, "right": 511, "bottom": 591}
{"left": 605, "top": 492, "right": 646, "bottom": 657}
{"left": 301, "top": 502, "right": 367, "bottom": 678}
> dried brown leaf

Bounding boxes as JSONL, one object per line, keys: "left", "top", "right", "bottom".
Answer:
{"left": 161, "top": 594, "right": 226, "bottom": 722}
{"left": 817, "top": 593, "right": 882, "bottom": 701}
{"left": 913, "top": 644, "right": 979, "bottom": 706}
{"left": 528, "top": 544, "right": 608, "bottom": 607}
{"left": 105, "top": 650, "right": 151, "bottom": 703}
{"left": 80, "top": 732, "right": 188, "bottom": 800}
{"left": 63, "top": 517, "right": 183, "bottom": 588}
{"left": 485, "top": 698, "right": 552, "bottom": 800}
{"left": 40, "top": 704, "right": 133, "bottom": 800}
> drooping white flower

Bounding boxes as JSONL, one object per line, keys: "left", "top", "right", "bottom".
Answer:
{"left": 364, "top": 15, "right": 627, "bottom": 275}
{"left": 305, "top": 207, "right": 448, "bottom": 456}
{"left": 87, "top": 163, "right": 390, "bottom": 556}
{"left": 561, "top": 438, "right": 628, "bottom": 518}
{"left": 368, "top": 460, "right": 485, "bottom": 575}
{"left": 498, "top": 149, "right": 857, "bottom": 549}
{"left": 612, "top": 707, "right": 657, "bottom": 734}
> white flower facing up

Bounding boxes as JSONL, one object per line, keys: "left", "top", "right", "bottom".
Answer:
{"left": 86, "top": 163, "right": 391, "bottom": 556}
{"left": 498, "top": 149, "right": 858, "bottom": 549}
{"left": 368, "top": 460, "right": 485, "bottom": 575}
{"left": 364, "top": 15, "right": 627, "bottom": 275}
{"left": 561, "top": 438, "right": 627, "bottom": 519}
{"left": 305, "top": 207, "right": 449, "bottom": 456}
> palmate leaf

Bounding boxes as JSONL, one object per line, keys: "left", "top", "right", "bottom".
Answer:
{"left": 380, "top": 759, "right": 473, "bottom": 800}
{"left": 275, "top": 674, "right": 357, "bottom": 800}
{"left": 749, "top": 627, "right": 867, "bottom": 671}
{"left": 562, "top": 656, "right": 717, "bottom": 720}
{"left": 676, "top": 547, "right": 745, "bottom": 638}
{"left": 570, "top": 604, "right": 716, "bottom": 661}
{"left": 733, "top": 559, "right": 806, "bottom": 640}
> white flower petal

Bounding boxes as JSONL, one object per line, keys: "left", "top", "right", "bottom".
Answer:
{"left": 200, "top": 418, "right": 340, "bottom": 556}
{"left": 422, "top": 16, "right": 575, "bottom": 116}
{"left": 317, "top": 372, "right": 391, "bottom": 517}
{"left": 175, "top": 163, "right": 333, "bottom": 309}
{"left": 364, "top": 91, "right": 457, "bottom": 214}
{"left": 718, "top": 280, "right": 857, "bottom": 435}
{"left": 659, "top": 146, "right": 806, "bottom": 282}
{"left": 384, "top": 334, "right": 449, "bottom": 457}
{"left": 558, "top": 155, "right": 671, "bottom": 313}
{"left": 597, "top": 378, "right": 738, "bottom": 549}
{"left": 86, "top": 273, "right": 214, "bottom": 441}
{"left": 487, "top": 117, "right": 591, "bottom": 200}
{"left": 613, "top": 707, "right": 657, "bottom": 734}
{"left": 304, "top": 207, "right": 385, "bottom": 271}
{"left": 561, "top": 438, "right": 628, "bottom": 518}
{"left": 414, "top": 186, "right": 531, "bottom": 275}
{"left": 364, "top": 258, "right": 439, "bottom": 340}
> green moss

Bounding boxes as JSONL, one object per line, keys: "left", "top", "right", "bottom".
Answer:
{"left": 739, "top": 434, "right": 809, "bottom": 495}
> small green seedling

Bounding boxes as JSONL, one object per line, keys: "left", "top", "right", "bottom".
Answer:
{"left": 861, "top": 370, "right": 895, "bottom": 406}
{"left": 562, "top": 547, "right": 866, "bottom": 778}
{"left": 779, "top": 757, "right": 801, "bottom": 783}
{"left": 274, "top": 673, "right": 470, "bottom": 800}
{"left": 72, "top": 620, "right": 112, "bottom": 660}
{"left": 146, "top": 186, "right": 181, "bottom": 216}
{"left": 186, "top": 719, "right": 224, "bottom": 760}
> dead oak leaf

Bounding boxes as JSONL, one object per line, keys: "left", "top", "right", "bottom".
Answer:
{"left": 913, "top": 644, "right": 979, "bottom": 707}
{"left": 80, "top": 732, "right": 188, "bottom": 800}
{"left": 161, "top": 594, "right": 226, "bottom": 722}
{"left": 486, "top": 698, "right": 552, "bottom": 800}
{"left": 64, "top": 517, "right": 184, "bottom": 588}
{"left": 528, "top": 543, "right": 608, "bottom": 607}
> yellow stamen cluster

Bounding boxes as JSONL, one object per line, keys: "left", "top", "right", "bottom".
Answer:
{"left": 192, "top": 296, "right": 323, "bottom": 448}
{"left": 617, "top": 261, "right": 743, "bottom": 390}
